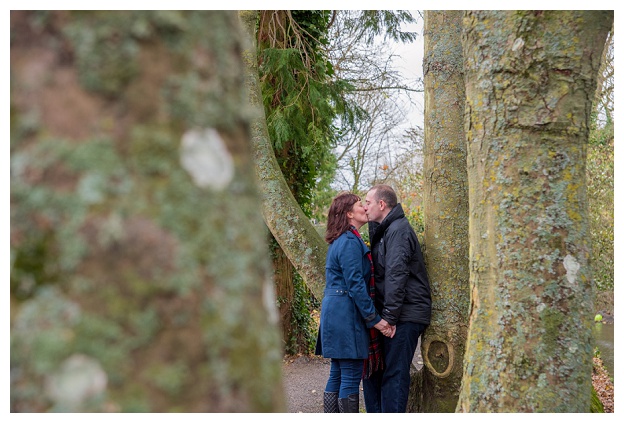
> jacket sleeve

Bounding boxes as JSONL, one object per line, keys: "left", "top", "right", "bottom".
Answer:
{"left": 380, "top": 228, "right": 412, "bottom": 325}
{"left": 339, "top": 236, "right": 381, "bottom": 328}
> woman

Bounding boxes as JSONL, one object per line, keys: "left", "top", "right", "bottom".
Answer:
{"left": 315, "top": 192, "right": 393, "bottom": 413}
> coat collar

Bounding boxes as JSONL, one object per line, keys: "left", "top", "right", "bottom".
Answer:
{"left": 370, "top": 203, "right": 405, "bottom": 246}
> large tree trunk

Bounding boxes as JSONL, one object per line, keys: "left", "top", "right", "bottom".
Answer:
{"left": 239, "top": 10, "right": 327, "bottom": 301}
{"left": 417, "top": 10, "right": 470, "bottom": 413}
{"left": 10, "top": 10, "right": 285, "bottom": 412}
{"left": 459, "top": 10, "right": 613, "bottom": 412}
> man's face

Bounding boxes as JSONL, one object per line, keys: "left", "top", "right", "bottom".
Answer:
{"left": 364, "top": 189, "right": 383, "bottom": 223}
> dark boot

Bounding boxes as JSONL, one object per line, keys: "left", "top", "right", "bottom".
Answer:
{"left": 323, "top": 391, "right": 338, "bottom": 413}
{"left": 338, "top": 393, "right": 359, "bottom": 413}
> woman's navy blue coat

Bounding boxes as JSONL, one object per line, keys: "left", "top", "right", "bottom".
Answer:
{"left": 315, "top": 230, "right": 381, "bottom": 359}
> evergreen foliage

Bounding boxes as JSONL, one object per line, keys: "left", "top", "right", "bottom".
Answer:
{"left": 257, "top": 10, "right": 340, "bottom": 217}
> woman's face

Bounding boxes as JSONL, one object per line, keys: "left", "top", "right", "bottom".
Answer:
{"left": 347, "top": 200, "right": 368, "bottom": 229}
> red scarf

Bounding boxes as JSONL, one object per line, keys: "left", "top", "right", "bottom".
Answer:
{"left": 350, "top": 227, "right": 383, "bottom": 378}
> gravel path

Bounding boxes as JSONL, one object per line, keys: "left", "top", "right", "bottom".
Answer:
{"left": 282, "top": 340, "right": 423, "bottom": 413}
{"left": 282, "top": 355, "right": 365, "bottom": 413}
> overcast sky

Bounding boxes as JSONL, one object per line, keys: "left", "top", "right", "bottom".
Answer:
{"left": 393, "top": 12, "right": 425, "bottom": 131}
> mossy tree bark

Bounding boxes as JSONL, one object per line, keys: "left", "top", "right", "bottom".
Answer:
{"left": 10, "top": 10, "right": 285, "bottom": 412}
{"left": 458, "top": 10, "right": 613, "bottom": 412}
{"left": 238, "top": 10, "right": 328, "bottom": 301}
{"left": 415, "top": 10, "right": 469, "bottom": 413}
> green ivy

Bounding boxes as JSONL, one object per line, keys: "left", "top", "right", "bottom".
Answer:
{"left": 287, "top": 272, "right": 320, "bottom": 355}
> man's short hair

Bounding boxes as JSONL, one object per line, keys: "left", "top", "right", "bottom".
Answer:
{"left": 370, "top": 184, "right": 397, "bottom": 208}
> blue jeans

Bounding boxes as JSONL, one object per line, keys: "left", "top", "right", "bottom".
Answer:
{"left": 362, "top": 321, "right": 426, "bottom": 412}
{"left": 325, "top": 358, "right": 364, "bottom": 398}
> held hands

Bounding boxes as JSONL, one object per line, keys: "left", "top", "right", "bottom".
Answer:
{"left": 374, "top": 319, "right": 396, "bottom": 338}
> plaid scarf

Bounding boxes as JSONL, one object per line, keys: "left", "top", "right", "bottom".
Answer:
{"left": 350, "top": 227, "right": 383, "bottom": 379}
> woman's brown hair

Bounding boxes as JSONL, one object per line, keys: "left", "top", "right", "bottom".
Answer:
{"left": 325, "top": 192, "right": 360, "bottom": 244}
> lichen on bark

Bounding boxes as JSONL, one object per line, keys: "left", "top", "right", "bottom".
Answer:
{"left": 458, "top": 10, "right": 613, "bottom": 412}
{"left": 11, "top": 10, "right": 285, "bottom": 412}
{"left": 419, "top": 10, "right": 470, "bottom": 413}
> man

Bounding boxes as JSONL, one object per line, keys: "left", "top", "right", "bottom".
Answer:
{"left": 362, "top": 184, "right": 432, "bottom": 413}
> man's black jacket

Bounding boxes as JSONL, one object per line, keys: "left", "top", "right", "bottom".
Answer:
{"left": 368, "top": 203, "right": 432, "bottom": 326}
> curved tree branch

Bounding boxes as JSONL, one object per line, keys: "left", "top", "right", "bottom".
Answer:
{"left": 239, "top": 10, "right": 327, "bottom": 301}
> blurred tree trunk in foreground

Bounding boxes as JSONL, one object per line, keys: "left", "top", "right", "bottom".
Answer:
{"left": 413, "top": 10, "right": 469, "bottom": 413}
{"left": 10, "top": 10, "right": 285, "bottom": 412}
{"left": 458, "top": 10, "right": 613, "bottom": 412}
